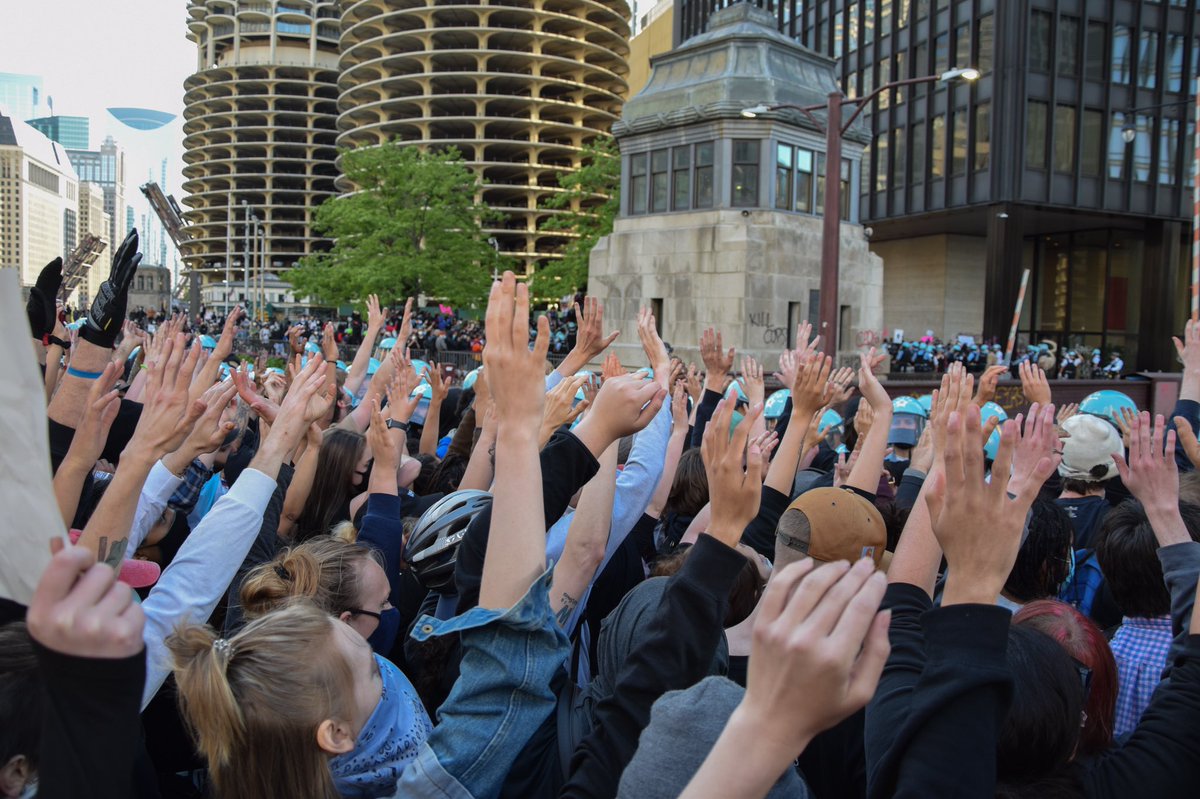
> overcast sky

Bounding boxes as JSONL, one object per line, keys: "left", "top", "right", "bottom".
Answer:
{"left": 0, "top": 0, "right": 195, "bottom": 259}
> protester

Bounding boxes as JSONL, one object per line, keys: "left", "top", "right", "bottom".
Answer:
{"left": 11, "top": 230, "right": 1200, "bottom": 799}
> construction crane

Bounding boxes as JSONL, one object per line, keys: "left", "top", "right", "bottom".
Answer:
{"left": 139, "top": 181, "right": 195, "bottom": 306}
{"left": 59, "top": 233, "right": 107, "bottom": 304}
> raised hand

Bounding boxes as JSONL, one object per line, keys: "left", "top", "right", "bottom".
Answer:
{"left": 541, "top": 373, "right": 590, "bottom": 443}
{"left": 700, "top": 327, "right": 736, "bottom": 391}
{"left": 81, "top": 229, "right": 141, "bottom": 348}
{"left": 366, "top": 293, "right": 385, "bottom": 331}
{"left": 27, "top": 542, "right": 144, "bottom": 660}
{"left": 791, "top": 354, "right": 834, "bottom": 418}
{"left": 857, "top": 348, "right": 890, "bottom": 411}
{"left": 685, "top": 362, "right": 703, "bottom": 406}
{"left": 738, "top": 558, "right": 889, "bottom": 754}
{"left": 973, "top": 364, "right": 1006, "bottom": 407}
{"left": 367, "top": 398, "right": 400, "bottom": 473}
{"left": 737, "top": 355, "right": 766, "bottom": 407}
{"left": 214, "top": 306, "right": 245, "bottom": 363}
{"left": 1056, "top": 402, "right": 1079, "bottom": 427}
{"left": 485, "top": 272, "right": 549, "bottom": 433}
{"left": 164, "top": 381, "right": 239, "bottom": 476}
{"left": 572, "top": 373, "right": 667, "bottom": 456}
{"left": 1113, "top": 406, "right": 1137, "bottom": 450}
{"left": 670, "top": 381, "right": 689, "bottom": 428}
{"left": 233, "top": 363, "right": 279, "bottom": 423}
{"left": 397, "top": 297, "right": 415, "bottom": 345}
{"left": 321, "top": 321, "right": 339, "bottom": 362}
{"left": 574, "top": 296, "right": 620, "bottom": 363}
{"left": 601, "top": 351, "right": 624, "bottom": 382}
{"left": 428, "top": 363, "right": 449, "bottom": 405}
{"left": 637, "top": 306, "right": 670, "bottom": 389}
{"left": 926, "top": 410, "right": 1055, "bottom": 605}
{"left": 1173, "top": 317, "right": 1200, "bottom": 374}
{"left": 278, "top": 355, "right": 335, "bottom": 427}
{"left": 1018, "top": 360, "right": 1052, "bottom": 406}
{"left": 385, "top": 365, "right": 421, "bottom": 424}
{"left": 773, "top": 349, "right": 799, "bottom": 393}
{"left": 1114, "top": 412, "right": 1179, "bottom": 515}
{"left": 66, "top": 363, "right": 123, "bottom": 468}
{"left": 26, "top": 257, "right": 64, "bottom": 339}
{"left": 1004, "top": 402, "right": 1061, "bottom": 499}
{"left": 829, "top": 366, "right": 856, "bottom": 404}
{"left": 126, "top": 334, "right": 205, "bottom": 460}
{"left": 701, "top": 397, "right": 764, "bottom": 545}
{"left": 1173, "top": 416, "right": 1200, "bottom": 471}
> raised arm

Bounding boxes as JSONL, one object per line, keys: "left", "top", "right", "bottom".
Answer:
{"left": 647, "top": 385, "right": 691, "bottom": 518}
{"left": 552, "top": 296, "right": 619, "bottom": 380}
{"left": 846, "top": 348, "right": 892, "bottom": 495}
{"left": 550, "top": 441, "right": 618, "bottom": 625}
{"left": 765, "top": 354, "right": 833, "bottom": 495}
{"left": 419, "top": 366, "right": 449, "bottom": 457}
{"left": 344, "top": 294, "right": 388, "bottom": 397}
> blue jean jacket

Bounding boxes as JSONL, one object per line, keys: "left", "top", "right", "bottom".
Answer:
{"left": 385, "top": 570, "right": 569, "bottom": 799}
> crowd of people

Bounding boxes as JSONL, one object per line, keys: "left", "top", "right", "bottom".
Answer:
{"left": 888, "top": 337, "right": 1126, "bottom": 379}
{"left": 4, "top": 229, "right": 1200, "bottom": 799}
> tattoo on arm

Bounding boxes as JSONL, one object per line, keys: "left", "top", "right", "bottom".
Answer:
{"left": 555, "top": 591, "right": 579, "bottom": 627}
{"left": 96, "top": 535, "right": 129, "bottom": 569}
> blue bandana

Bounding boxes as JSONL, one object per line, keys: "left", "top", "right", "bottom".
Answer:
{"left": 331, "top": 655, "right": 433, "bottom": 798}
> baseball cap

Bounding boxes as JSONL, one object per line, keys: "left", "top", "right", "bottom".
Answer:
{"left": 777, "top": 487, "right": 886, "bottom": 567}
{"left": 1058, "top": 414, "right": 1123, "bottom": 482}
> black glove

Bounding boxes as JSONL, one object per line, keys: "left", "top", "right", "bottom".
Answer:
{"left": 80, "top": 229, "right": 141, "bottom": 349}
{"left": 26, "top": 257, "right": 63, "bottom": 340}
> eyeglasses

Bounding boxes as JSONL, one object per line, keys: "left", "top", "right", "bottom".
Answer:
{"left": 347, "top": 603, "right": 391, "bottom": 621}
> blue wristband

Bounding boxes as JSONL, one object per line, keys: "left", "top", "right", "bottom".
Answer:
{"left": 66, "top": 366, "right": 104, "bottom": 380}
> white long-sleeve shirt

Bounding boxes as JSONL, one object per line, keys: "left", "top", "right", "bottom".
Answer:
{"left": 127, "top": 460, "right": 184, "bottom": 554}
{"left": 139, "top": 467, "right": 277, "bottom": 708}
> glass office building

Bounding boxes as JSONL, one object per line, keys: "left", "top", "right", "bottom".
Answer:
{"left": 27, "top": 115, "right": 90, "bottom": 150}
{"left": 674, "top": 0, "right": 1199, "bottom": 369}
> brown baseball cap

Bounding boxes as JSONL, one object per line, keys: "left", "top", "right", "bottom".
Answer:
{"left": 778, "top": 487, "right": 887, "bottom": 567}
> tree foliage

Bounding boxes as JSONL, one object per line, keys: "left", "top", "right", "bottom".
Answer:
{"left": 531, "top": 135, "right": 620, "bottom": 297}
{"left": 288, "top": 142, "right": 506, "bottom": 308}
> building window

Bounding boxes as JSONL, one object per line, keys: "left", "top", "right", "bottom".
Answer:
{"left": 952, "top": 110, "right": 968, "bottom": 176}
{"left": 935, "top": 32, "right": 949, "bottom": 76}
{"left": 1159, "top": 118, "right": 1179, "bottom": 185}
{"left": 898, "top": 0, "right": 909, "bottom": 29}
{"left": 840, "top": 159, "right": 851, "bottom": 221}
{"left": 875, "top": 132, "right": 888, "bottom": 192}
{"left": 1166, "top": 34, "right": 1185, "bottom": 93}
{"left": 672, "top": 147, "right": 691, "bottom": 211}
{"left": 1133, "top": 115, "right": 1152, "bottom": 182}
{"left": 816, "top": 154, "right": 827, "bottom": 214}
{"left": 894, "top": 51, "right": 906, "bottom": 104}
{"left": 1030, "top": 11, "right": 1052, "bottom": 72}
{"left": 694, "top": 142, "right": 714, "bottom": 208}
{"left": 878, "top": 55, "right": 891, "bottom": 110}
{"left": 917, "top": 0, "right": 928, "bottom": 19}
{"left": 848, "top": 1, "right": 859, "bottom": 53}
{"left": 731, "top": 139, "right": 760, "bottom": 207}
{"left": 974, "top": 103, "right": 990, "bottom": 171}
{"left": 1026, "top": 101, "right": 1048, "bottom": 170}
{"left": 1113, "top": 25, "right": 1132, "bottom": 83}
{"left": 893, "top": 126, "right": 906, "bottom": 188}
{"left": 977, "top": 14, "right": 995, "bottom": 74}
{"left": 881, "top": 0, "right": 891, "bottom": 36}
{"left": 955, "top": 24, "right": 970, "bottom": 70}
{"left": 1081, "top": 109, "right": 1103, "bottom": 177}
{"left": 1085, "top": 22, "right": 1107, "bottom": 82}
{"left": 1137, "top": 31, "right": 1158, "bottom": 88}
{"left": 650, "top": 149, "right": 669, "bottom": 212}
{"left": 833, "top": 10, "right": 844, "bottom": 58}
{"left": 1108, "top": 112, "right": 1128, "bottom": 179}
{"left": 775, "top": 144, "right": 793, "bottom": 210}
{"left": 1058, "top": 16, "right": 1079, "bottom": 76}
{"left": 931, "top": 114, "right": 946, "bottom": 178}
{"left": 1054, "top": 105, "right": 1076, "bottom": 173}
{"left": 630, "top": 153, "right": 648, "bottom": 214}
{"left": 796, "top": 148, "right": 814, "bottom": 212}
{"left": 912, "top": 120, "right": 926, "bottom": 182}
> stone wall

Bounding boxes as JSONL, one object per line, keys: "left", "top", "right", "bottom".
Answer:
{"left": 872, "top": 233, "right": 986, "bottom": 341}
{"left": 588, "top": 208, "right": 883, "bottom": 370}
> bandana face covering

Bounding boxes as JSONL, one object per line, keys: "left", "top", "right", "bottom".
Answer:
{"left": 331, "top": 655, "right": 433, "bottom": 798}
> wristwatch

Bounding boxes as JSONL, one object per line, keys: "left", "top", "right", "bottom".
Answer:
{"left": 386, "top": 419, "right": 410, "bottom": 432}
{"left": 45, "top": 334, "right": 70, "bottom": 350}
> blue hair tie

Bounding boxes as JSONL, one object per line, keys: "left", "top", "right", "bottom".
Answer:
{"left": 66, "top": 366, "right": 104, "bottom": 380}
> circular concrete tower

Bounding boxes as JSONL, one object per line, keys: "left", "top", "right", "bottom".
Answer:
{"left": 336, "top": 0, "right": 631, "bottom": 276}
{"left": 181, "top": 0, "right": 342, "bottom": 285}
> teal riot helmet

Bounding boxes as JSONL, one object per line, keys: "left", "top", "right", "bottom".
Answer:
{"left": 1079, "top": 389, "right": 1137, "bottom": 428}
{"left": 765, "top": 389, "right": 790, "bottom": 420}
{"left": 889, "top": 396, "right": 928, "bottom": 447}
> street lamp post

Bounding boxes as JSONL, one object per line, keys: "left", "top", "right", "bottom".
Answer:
{"left": 743, "top": 67, "right": 979, "bottom": 352}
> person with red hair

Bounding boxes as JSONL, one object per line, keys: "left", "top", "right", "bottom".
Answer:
{"left": 1014, "top": 599, "right": 1117, "bottom": 755}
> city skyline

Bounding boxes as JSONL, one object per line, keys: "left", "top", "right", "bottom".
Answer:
{"left": 0, "top": 1, "right": 193, "bottom": 262}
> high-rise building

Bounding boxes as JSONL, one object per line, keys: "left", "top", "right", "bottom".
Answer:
{"left": 674, "top": 0, "right": 1200, "bottom": 370}
{"left": 335, "top": 0, "right": 631, "bottom": 276}
{"left": 67, "top": 136, "right": 126, "bottom": 265}
{"left": 26, "top": 115, "right": 90, "bottom": 150}
{"left": 0, "top": 73, "right": 45, "bottom": 122}
{"left": 80, "top": 182, "right": 112, "bottom": 304}
{"left": 180, "top": 0, "right": 341, "bottom": 285}
{"left": 0, "top": 108, "right": 80, "bottom": 286}
{"left": 628, "top": 0, "right": 674, "bottom": 97}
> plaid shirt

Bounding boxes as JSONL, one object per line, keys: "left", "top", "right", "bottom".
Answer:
{"left": 168, "top": 459, "right": 214, "bottom": 514}
{"left": 1110, "top": 615, "right": 1173, "bottom": 737}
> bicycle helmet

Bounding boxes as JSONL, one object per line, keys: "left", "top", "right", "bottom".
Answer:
{"left": 405, "top": 490, "right": 493, "bottom": 593}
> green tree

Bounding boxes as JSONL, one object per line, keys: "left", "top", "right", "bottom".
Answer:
{"left": 288, "top": 142, "right": 505, "bottom": 308}
{"left": 531, "top": 135, "right": 620, "bottom": 297}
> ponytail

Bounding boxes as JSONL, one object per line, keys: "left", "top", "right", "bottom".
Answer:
{"left": 166, "top": 625, "right": 246, "bottom": 772}
{"left": 239, "top": 536, "right": 380, "bottom": 620}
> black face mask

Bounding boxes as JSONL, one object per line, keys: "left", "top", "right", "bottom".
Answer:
{"left": 355, "top": 458, "right": 374, "bottom": 489}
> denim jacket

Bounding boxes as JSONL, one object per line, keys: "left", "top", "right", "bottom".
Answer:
{"left": 386, "top": 569, "right": 569, "bottom": 799}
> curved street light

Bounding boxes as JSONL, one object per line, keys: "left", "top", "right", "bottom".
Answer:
{"left": 740, "top": 66, "right": 980, "bottom": 351}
